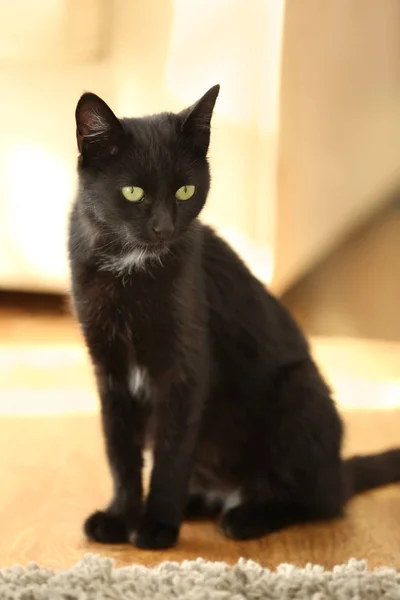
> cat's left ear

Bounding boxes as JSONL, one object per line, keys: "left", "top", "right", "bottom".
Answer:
{"left": 180, "top": 84, "right": 220, "bottom": 154}
{"left": 75, "top": 93, "right": 124, "bottom": 164}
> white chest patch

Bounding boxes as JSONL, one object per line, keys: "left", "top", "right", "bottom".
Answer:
{"left": 99, "top": 246, "right": 169, "bottom": 275}
{"left": 128, "top": 366, "right": 151, "bottom": 400}
{"left": 100, "top": 248, "right": 151, "bottom": 274}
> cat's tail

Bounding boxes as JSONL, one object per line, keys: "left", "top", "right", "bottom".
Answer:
{"left": 343, "top": 449, "right": 400, "bottom": 501}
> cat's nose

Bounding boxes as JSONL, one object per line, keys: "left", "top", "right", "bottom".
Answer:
{"left": 151, "top": 215, "right": 175, "bottom": 240}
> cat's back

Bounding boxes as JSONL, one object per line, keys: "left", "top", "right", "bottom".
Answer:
{"left": 200, "top": 224, "right": 309, "bottom": 368}
{"left": 201, "top": 224, "right": 267, "bottom": 310}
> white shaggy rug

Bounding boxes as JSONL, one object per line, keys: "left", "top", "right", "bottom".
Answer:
{"left": 1, "top": 554, "right": 400, "bottom": 599}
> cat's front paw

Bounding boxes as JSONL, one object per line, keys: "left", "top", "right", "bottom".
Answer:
{"left": 132, "top": 519, "right": 179, "bottom": 550}
{"left": 84, "top": 510, "right": 128, "bottom": 544}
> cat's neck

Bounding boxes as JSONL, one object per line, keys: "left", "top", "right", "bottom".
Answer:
{"left": 74, "top": 202, "right": 202, "bottom": 277}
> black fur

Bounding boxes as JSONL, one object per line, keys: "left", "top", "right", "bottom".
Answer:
{"left": 68, "top": 86, "right": 400, "bottom": 550}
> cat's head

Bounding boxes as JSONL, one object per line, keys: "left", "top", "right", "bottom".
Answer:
{"left": 75, "top": 86, "right": 219, "bottom": 251}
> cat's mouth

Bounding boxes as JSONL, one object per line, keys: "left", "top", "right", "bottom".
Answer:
{"left": 123, "top": 235, "right": 171, "bottom": 253}
{"left": 141, "top": 240, "right": 172, "bottom": 251}
{"left": 139, "top": 235, "right": 181, "bottom": 251}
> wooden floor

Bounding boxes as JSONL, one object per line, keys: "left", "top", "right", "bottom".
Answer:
{"left": 1, "top": 295, "right": 400, "bottom": 570}
{"left": 1, "top": 412, "right": 400, "bottom": 570}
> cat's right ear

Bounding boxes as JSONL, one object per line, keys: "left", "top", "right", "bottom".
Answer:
{"left": 180, "top": 85, "right": 220, "bottom": 155}
{"left": 75, "top": 93, "right": 123, "bottom": 164}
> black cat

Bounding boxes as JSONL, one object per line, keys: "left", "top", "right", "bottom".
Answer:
{"left": 68, "top": 85, "right": 400, "bottom": 550}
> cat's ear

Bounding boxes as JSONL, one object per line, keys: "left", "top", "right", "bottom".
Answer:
{"left": 75, "top": 93, "right": 123, "bottom": 163}
{"left": 180, "top": 84, "right": 220, "bottom": 154}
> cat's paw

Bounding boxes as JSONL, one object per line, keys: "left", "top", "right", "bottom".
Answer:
{"left": 220, "top": 505, "right": 268, "bottom": 541}
{"left": 84, "top": 510, "right": 128, "bottom": 544}
{"left": 133, "top": 519, "right": 179, "bottom": 550}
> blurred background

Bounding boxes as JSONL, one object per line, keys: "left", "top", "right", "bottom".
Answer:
{"left": 1, "top": 0, "right": 400, "bottom": 415}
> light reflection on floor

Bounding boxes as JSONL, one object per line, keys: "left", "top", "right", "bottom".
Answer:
{"left": 1, "top": 332, "right": 400, "bottom": 416}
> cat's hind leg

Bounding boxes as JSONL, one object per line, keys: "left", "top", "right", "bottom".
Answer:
{"left": 220, "top": 361, "right": 345, "bottom": 541}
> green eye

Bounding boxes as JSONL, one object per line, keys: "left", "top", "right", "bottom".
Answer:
{"left": 175, "top": 185, "right": 195, "bottom": 201}
{"left": 121, "top": 186, "right": 145, "bottom": 202}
